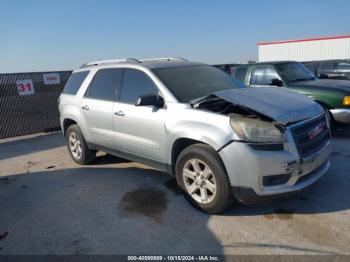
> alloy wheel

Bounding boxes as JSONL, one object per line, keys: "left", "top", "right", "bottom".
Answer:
{"left": 69, "top": 132, "right": 82, "bottom": 160}
{"left": 182, "top": 159, "right": 217, "bottom": 204}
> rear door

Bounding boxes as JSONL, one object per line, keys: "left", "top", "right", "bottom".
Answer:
{"left": 112, "top": 68, "right": 167, "bottom": 163}
{"left": 80, "top": 68, "right": 123, "bottom": 147}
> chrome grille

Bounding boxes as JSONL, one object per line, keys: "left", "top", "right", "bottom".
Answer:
{"left": 290, "top": 114, "right": 330, "bottom": 158}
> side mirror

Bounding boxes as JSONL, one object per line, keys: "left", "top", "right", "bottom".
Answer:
{"left": 269, "top": 78, "right": 283, "bottom": 87}
{"left": 135, "top": 94, "right": 164, "bottom": 108}
{"left": 319, "top": 73, "right": 329, "bottom": 79}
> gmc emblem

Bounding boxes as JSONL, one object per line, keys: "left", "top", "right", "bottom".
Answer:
{"left": 308, "top": 122, "right": 326, "bottom": 140}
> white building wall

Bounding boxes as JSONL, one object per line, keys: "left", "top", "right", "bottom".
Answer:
{"left": 258, "top": 37, "right": 350, "bottom": 62}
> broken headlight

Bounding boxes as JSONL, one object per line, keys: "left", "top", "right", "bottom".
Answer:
{"left": 230, "top": 116, "right": 286, "bottom": 143}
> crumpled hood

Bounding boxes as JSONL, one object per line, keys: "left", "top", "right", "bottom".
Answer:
{"left": 209, "top": 87, "right": 323, "bottom": 125}
{"left": 293, "top": 79, "right": 350, "bottom": 93}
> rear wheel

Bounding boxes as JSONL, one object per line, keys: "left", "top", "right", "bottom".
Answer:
{"left": 175, "top": 144, "right": 234, "bottom": 214}
{"left": 66, "top": 124, "right": 95, "bottom": 165}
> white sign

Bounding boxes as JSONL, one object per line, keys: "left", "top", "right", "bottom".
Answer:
{"left": 16, "top": 79, "right": 35, "bottom": 96}
{"left": 43, "top": 73, "right": 60, "bottom": 85}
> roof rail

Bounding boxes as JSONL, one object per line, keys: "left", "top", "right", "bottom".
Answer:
{"left": 80, "top": 57, "right": 188, "bottom": 68}
{"left": 140, "top": 57, "right": 188, "bottom": 62}
{"left": 80, "top": 58, "right": 141, "bottom": 68}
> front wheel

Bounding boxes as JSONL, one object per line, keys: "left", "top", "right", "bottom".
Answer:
{"left": 175, "top": 144, "right": 234, "bottom": 214}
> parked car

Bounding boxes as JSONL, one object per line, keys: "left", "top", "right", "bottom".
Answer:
{"left": 230, "top": 61, "right": 350, "bottom": 126}
{"left": 59, "top": 58, "right": 331, "bottom": 214}
{"left": 303, "top": 59, "right": 350, "bottom": 80}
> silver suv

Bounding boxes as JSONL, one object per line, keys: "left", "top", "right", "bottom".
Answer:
{"left": 59, "top": 57, "right": 331, "bottom": 214}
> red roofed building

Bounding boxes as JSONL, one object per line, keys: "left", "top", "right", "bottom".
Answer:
{"left": 258, "top": 34, "right": 350, "bottom": 62}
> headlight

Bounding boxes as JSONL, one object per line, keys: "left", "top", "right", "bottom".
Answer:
{"left": 230, "top": 115, "right": 286, "bottom": 143}
{"left": 343, "top": 96, "right": 350, "bottom": 106}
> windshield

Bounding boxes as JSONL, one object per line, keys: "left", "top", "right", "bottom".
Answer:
{"left": 276, "top": 62, "right": 317, "bottom": 83}
{"left": 152, "top": 65, "right": 245, "bottom": 103}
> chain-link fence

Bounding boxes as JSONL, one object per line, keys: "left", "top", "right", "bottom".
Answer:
{"left": 0, "top": 71, "right": 72, "bottom": 139}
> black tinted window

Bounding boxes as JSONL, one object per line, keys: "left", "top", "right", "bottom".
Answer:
{"left": 86, "top": 69, "right": 123, "bottom": 101}
{"left": 234, "top": 67, "right": 247, "bottom": 82}
{"left": 153, "top": 65, "right": 244, "bottom": 103}
{"left": 250, "top": 66, "right": 278, "bottom": 85}
{"left": 320, "top": 61, "right": 335, "bottom": 71}
{"left": 120, "top": 69, "right": 158, "bottom": 104}
{"left": 63, "top": 71, "right": 89, "bottom": 95}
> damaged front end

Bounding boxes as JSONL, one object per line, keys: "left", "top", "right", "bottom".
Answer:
{"left": 192, "top": 95, "right": 285, "bottom": 144}
{"left": 197, "top": 88, "right": 331, "bottom": 198}
{"left": 192, "top": 87, "right": 324, "bottom": 125}
{"left": 192, "top": 87, "right": 325, "bottom": 145}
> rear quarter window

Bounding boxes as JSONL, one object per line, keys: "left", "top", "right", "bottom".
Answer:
{"left": 337, "top": 61, "right": 350, "bottom": 71}
{"left": 319, "top": 61, "right": 335, "bottom": 71}
{"left": 63, "top": 71, "right": 90, "bottom": 95}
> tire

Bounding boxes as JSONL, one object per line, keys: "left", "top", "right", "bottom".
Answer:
{"left": 175, "top": 143, "right": 234, "bottom": 214}
{"left": 66, "top": 124, "right": 96, "bottom": 165}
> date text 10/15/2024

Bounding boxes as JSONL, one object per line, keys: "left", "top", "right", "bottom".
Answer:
{"left": 127, "top": 256, "right": 220, "bottom": 261}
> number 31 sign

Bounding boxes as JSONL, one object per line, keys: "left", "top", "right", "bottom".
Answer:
{"left": 16, "top": 79, "right": 35, "bottom": 96}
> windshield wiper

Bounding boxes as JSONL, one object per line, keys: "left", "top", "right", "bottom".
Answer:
{"left": 190, "top": 94, "right": 211, "bottom": 106}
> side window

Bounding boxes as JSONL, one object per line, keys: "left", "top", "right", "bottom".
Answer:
{"left": 85, "top": 69, "right": 123, "bottom": 101}
{"left": 234, "top": 67, "right": 248, "bottom": 83}
{"left": 63, "top": 71, "right": 89, "bottom": 95}
{"left": 319, "top": 61, "right": 335, "bottom": 72}
{"left": 250, "top": 66, "right": 278, "bottom": 86}
{"left": 120, "top": 69, "right": 158, "bottom": 104}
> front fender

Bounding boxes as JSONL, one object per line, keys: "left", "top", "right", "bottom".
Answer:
{"left": 294, "top": 89, "right": 345, "bottom": 109}
{"left": 165, "top": 109, "right": 234, "bottom": 165}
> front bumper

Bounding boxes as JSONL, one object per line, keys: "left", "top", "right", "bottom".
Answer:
{"left": 330, "top": 108, "right": 350, "bottom": 124}
{"left": 232, "top": 160, "right": 330, "bottom": 204}
{"left": 219, "top": 138, "right": 331, "bottom": 200}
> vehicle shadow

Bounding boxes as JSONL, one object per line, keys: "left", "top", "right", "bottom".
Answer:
{"left": 332, "top": 124, "right": 350, "bottom": 139}
{"left": 0, "top": 132, "right": 65, "bottom": 160}
{"left": 0, "top": 166, "right": 221, "bottom": 255}
{"left": 92, "top": 153, "right": 131, "bottom": 165}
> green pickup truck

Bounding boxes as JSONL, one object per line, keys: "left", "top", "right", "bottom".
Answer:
{"left": 230, "top": 61, "right": 350, "bottom": 126}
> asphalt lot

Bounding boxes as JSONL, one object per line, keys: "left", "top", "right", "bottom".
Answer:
{"left": 0, "top": 127, "right": 350, "bottom": 255}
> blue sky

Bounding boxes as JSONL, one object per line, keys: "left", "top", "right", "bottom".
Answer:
{"left": 0, "top": 0, "right": 349, "bottom": 73}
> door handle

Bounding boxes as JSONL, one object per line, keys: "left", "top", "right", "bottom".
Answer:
{"left": 82, "top": 105, "right": 89, "bottom": 110}
{"left": 114, "top": 110, "right": 125, "bottom": 116}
